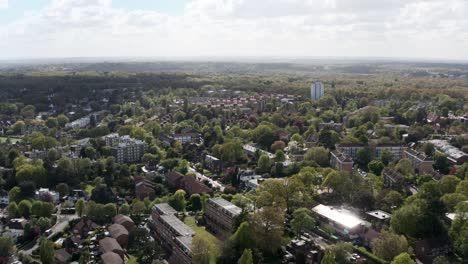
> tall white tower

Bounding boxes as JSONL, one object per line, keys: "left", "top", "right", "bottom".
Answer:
{"left": 311, "top": 81, "right": 324, "bottom": 100}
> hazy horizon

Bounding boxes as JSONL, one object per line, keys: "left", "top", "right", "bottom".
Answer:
{"left": 1, "top": 0, "right": 468, "bottom": 60}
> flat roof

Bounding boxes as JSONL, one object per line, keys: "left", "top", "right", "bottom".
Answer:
{"left": 209, "top": 197, "right": 242, "bottom": 216}
{"left": 153, "top": 203, "right": 177, "bottom": 216}
{"left": 312, "top": 204, "right": 365, "bottom": 229}
{"left": 160, "top": 215, "right": 195, "bottom": 237}
{"left": 366, "top": 210, "right": 392, "bottom": 220}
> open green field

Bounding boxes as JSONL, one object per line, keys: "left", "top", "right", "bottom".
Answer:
{"left": 184, "top": 216, "right": 222, "bottom": 264}
{"left": 0, "top": 137, "right": 22, "bottom": 143}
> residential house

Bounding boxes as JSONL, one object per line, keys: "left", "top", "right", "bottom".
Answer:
{"left": 108, "top": 224, "right": 129, "bottom": 247}
{"left": 73, "top": 218, "right": 98, "bottom": 238}
{"left": 204, "top": 155, "right": 223, "bottom": 173}
{"left": 165, "top": 171, "right": 213, "bottom": 196}
{"left": 101, "top": 252, "right": 124, "bottom": 264}
{"left": 205, "top": 197, "right": 242, "bottom": 237}
{"left": 5, "top": 218, "right": 28, "bottom": 241}
{"left": 55, "top": 249, "right": 72, "bottom": 264}
{"left": 134, "top": 176, "right": 156, "bottom": 200}
{"left": 0, "top": 189, "right": 8, "bottom": 205}
{"left": 99, "top": 237, "right": 124, "bottom": 259}
{"left": 113, "top": 214, "right": 135, "bottom": 232}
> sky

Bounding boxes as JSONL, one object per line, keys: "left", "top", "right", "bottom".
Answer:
{"left": 0, "top": 0, "right": 468, "bottom": 60}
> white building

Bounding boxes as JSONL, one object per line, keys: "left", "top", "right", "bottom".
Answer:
{"left": 311, "top": 81, "right": 324, "bottom": 100}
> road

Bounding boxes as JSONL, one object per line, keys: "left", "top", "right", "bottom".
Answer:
{"left": 188, "top": 167, "right": 225, "bottom": 192}
{"left": 20, "top": 205, "right": 78, "bottom": 255}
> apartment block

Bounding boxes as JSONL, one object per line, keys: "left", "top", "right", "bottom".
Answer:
{"left": 403, "top": 148, "right": 434, "bottom": 173}
{"left": 205, "top": 197, "right": 242, "bottom": 237}
{"left": 374, "top": 143, "right": 406, "bottom": 161}
{"left": 150, "top": 203, "right": 194, "bottom": 264}
{"left": 330, "top": 150, "right": 354, "bottom": 172}
{"left": 335, "top": 144, "right": 365, "bottom": 160}
{"left": 103, "top": 134, "right": 148, "bottom": 163}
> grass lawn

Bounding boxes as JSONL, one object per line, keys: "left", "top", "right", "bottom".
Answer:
{"left": 84, "top": 184, "right": 95, "bottom": 195}
{"left": 184, "top": 216, "right": 222, "bottom": 264}
{"left": 0, "top": 136, "right": 21, "bottom": 143}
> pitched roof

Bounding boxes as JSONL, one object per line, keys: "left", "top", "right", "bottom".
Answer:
{"left": 101, "top": 252, "right": 123, "bottom": 264}
{"left": 108, "top": 224, "right": 129, "bottom": 239}
{"left": 113, "top": 214, "right": 134, "bottom": 226}
{"left": 55, "top": 249, "right": 72, "bottom": 263}
{"left": 99, "top": 237, "right": 123, "bottom": 253}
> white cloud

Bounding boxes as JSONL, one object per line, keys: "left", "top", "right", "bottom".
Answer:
{"left": 1, "top": 0, "right": 468, "bottom": 60}
{"left": 0, "top": 0, "right": 8, "bottom": 9}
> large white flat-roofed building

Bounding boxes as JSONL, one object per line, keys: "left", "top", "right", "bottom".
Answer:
{"left": 311, "top": 81, "right": 324, "bottom": 100}
{"left": 312, "top": 204, "right": 367, "bottom": 238}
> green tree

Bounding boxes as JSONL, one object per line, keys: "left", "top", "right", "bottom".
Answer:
{"left": 56, "top": 183, "right": 69, "bottom": 197}
{"left": 304, "top": 147, "right": 330, "bottom": 167}
{"left": 237, "top": 248, "right": 253, "bottom": 264}
{"left": 45, "top": 117, "right": 58, "bottom": 128}
{"left": 103, "top": 203, "right": 117, "bottom": 218}
{"left": 449, "top": 202, "right": 468, "bottom": 259}
{"left": 76, "top": 199, "right": 85, "bottom": 217}
{"left": 7, "top": 202, "right": 18, "bottom": 218}
{"left": 230, "top": 222, "right": 255, "bottom": 251}
{"left": 291, "top": 208, "right": 315, "bottom": 234}
{"left": 455, "top": 163, "right": 468, "bottom": 180}
{"left": 395, "top": 159, "right": 414, "bottom": 176}
{"left": 18, "top": 200, "right": 32, "bottom": 218}
{"left": 321, "top": 250, "right": 335, "bottom": 264}
{"left": 456, "top": 180, "right": 468, "bottom": 196}
{"left": 318, "top": 129, "right": 340, "bottom": 149}
{"left": 368, "top": 160, "right": 385, "bottom": 176}
{"left": 356, "top": 148, "right": 371, "bottom": 167}
{"left": 391, "top": 253, "right": 415, "bottom": 264}
{"left": 440, "top": 175, "right": 461, "bottom": 194}
{"left": 119, "top": 203, "right": 131, "bottom": 215}
{"left": 252, "top": 125, "right": 276, "bottom": 148}
{"left": 190, "top": 194, "right": 202, "bottom": 211}
{"left": 191, "top": 235, "right": 211, "bottom": 264}
{"left": 31, "top": 200, "right": 42, "bottom": 217}
{"left": 8, "top": 187, "right": 21, "bottom": 203}
{"left": 270, "top": 140, "right": 286, "bottom": 152}
{"left": 441, "top": 193, "right": 467, "bottom": 211}
{"left": 275, "top": 150, "right": 286, "bottom": 162}
{"left": 257, "top": 154, "right": 271, "bottom": 174}
{"left": 250, "top": 206, "right": 285, "bottom": 254}
{"left": 39, "top": 237, "right": 55, "bottom": 264}
{"left": 380, "top": 149, "right": 394, "bottom": 166}
{"left": 57, "top": 114, "right": 69, "bottom": 127}
{"left": 433, "top": 152, "right": 449, "bottom": 174}
{"left": 372, "top": 230, "right": 410, "bottom": 261}
{"left": 0, "top": 237, "right": 15, "bottom": 258}
{"left": 132, "top": 201, "right": 147, "bottom": 215}
{"left": 168, "top": 190, "right": 186, "bottom": 212}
